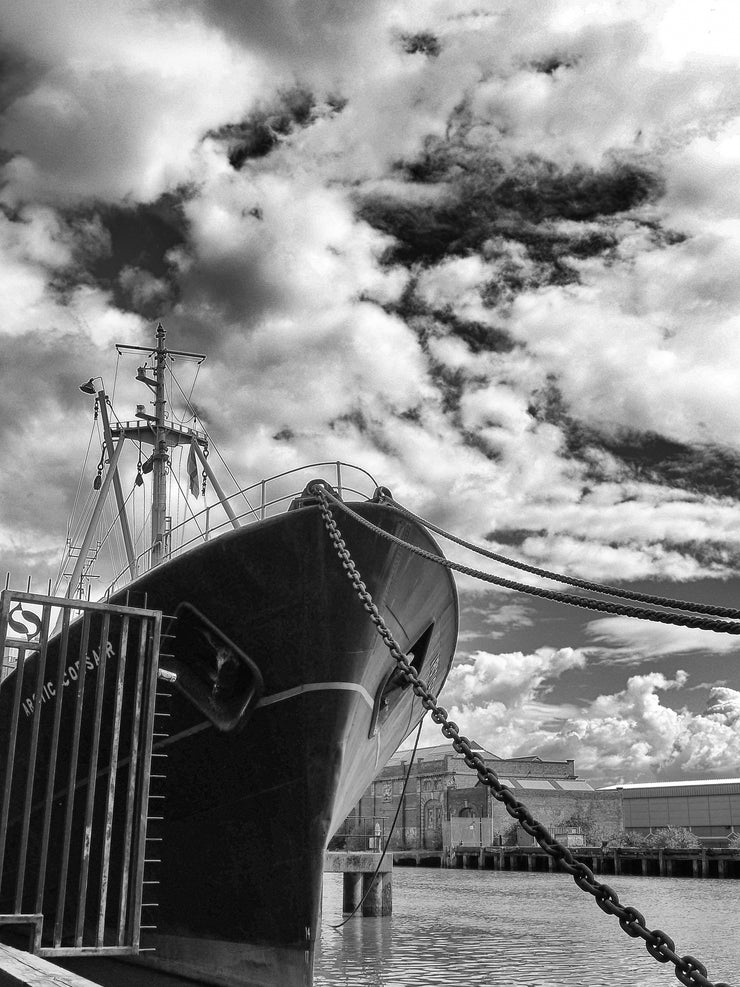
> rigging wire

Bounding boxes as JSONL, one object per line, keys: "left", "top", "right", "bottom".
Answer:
{"left": 330, "top": 716, "right": 425, "bottom": 930}
{"left": 167, "top": 468, "right": 207, "bottom": 541}
{"left": 168, "top": 369, "right": 259, "bottom": 516}
{"left": 111, "top": 349, "right": 121, "bottom": 405}
{"left": 67, "top": 414, "right": 99, "bottom": 539}
{"left": 173, "top": 446, "right": 183, "bottom": 552}
{"left": 69, "top": 484, "right": 99, "bottom": 549}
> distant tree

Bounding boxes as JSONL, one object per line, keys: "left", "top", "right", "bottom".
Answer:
{"left": 591, "top": 828, "right": 701, "bottom": 849}
{"left": 604, "top": 830, "right": 649, "bottom": 849}
{"left": 645, "top": 827, "right": 701, "bottom": 849}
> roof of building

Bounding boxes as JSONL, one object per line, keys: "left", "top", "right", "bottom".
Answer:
{"left": 600, "top": 778, "right": 740, "bottom": 793}
{"left": 388, "top": 744, "right": 578, "bottom": 771}
{"left": 500, "top": 778, "right": 595, "bottom": 792}
{"left": 388, "top": 742, "right": 497, "bottom": 765}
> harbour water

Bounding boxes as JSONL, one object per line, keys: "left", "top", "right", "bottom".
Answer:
{"left": 315, "top": 868, "right": 739, "bottom": 986}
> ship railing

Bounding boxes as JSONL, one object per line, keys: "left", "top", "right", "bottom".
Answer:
{"left": 104, "top": 461, "right": 379, "bottom": 598}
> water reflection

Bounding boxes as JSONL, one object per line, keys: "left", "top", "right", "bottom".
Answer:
{"left": 315, "top": 869, "right": 739, "bottom": 986}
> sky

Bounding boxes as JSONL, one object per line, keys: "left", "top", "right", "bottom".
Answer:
{"left": 1, "top": 0, "right": 739, "bottom": 788}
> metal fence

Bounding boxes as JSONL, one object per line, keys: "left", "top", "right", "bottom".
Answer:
{"left": 0, "top": 589, "right": 162, "bottom": 957}
{"left": 329, "top": 816, "right": 387, "bottom": 852}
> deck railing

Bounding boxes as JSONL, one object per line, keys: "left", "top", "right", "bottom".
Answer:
{"left": 104, "top": 460, "right": 379, "bottom": 598}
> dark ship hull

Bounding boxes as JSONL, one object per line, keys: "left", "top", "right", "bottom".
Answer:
{"left": 1, "top": 496, "right": 458, "bottom": 986}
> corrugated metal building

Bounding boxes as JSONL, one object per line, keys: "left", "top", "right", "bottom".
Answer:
{"left": 599, "top": 779, "right": 740, "bottom": 839}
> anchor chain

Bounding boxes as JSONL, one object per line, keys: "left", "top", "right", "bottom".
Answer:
{"left": 308, "top": 481, "right": 733, "bottom": 987}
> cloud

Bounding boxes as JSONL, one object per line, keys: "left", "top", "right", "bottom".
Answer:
{"left": 584, "top": 616, "right": 740, "bottom": 660}
{"left": 2, "top": 0, "right": 740, "bottom": 618}
{"left": 443, "top": 646, "right": 586, "bottom": 708}
{"left": 0, "top": 1, "right": 272, "bottom": 204}
{"left": 422, "top": 655, "right": 740, "bottom": 785}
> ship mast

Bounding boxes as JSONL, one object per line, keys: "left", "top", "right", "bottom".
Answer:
{"left": 68, "top": 323, "right": 242, "bottom": 597}
{"left": 151, "top": 322, "right": 168, "bottom": 567}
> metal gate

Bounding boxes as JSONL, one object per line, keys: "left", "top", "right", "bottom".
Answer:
{"left": 0, "top": 589, "right": 163, "bottom": 958}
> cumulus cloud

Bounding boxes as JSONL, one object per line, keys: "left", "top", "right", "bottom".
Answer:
{"left": 415, "top": 645, "right": 587, "bottom": 751}
{"left": 417, "top": 653, "right": 740, "bottom": 785}
{"left": 1, "top": 0, "right": 740, "bottom": 773}
{"left": 546, "top": 676, "right": 740, "bottom": 782}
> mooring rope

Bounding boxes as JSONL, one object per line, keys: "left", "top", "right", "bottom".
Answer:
{"left": 309, "top": 481, "right": 733, "bottom": 987}
{"left": 315, "top": 486, "right": 740, "bottom": 636}
{"left": 378, "top": 492, "right": 740, "bottom": 620}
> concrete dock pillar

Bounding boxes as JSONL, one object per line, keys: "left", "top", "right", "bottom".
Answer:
{"left": 343, "top": 871, "right": 363, "bottom": 913}
{"left": 362, "top": 871, "right": 392, "bottom": 916}
{"left": 325, "top": 851, "right": 393, "bottom": 918}
{"left": 641, "top": 857, "right": 649, "bottom": 876}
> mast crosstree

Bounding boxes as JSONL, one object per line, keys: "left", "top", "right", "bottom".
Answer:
{"left": 67, "top": 324, "right": 224, "bottom": 598}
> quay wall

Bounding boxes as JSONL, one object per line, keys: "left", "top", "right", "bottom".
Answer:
{"left": 393, "top": 846, "right": 740, "bottom": 879}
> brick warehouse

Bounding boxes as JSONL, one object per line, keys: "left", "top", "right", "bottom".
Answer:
{"left": 340, "top": 743, "right": 623, "bottom": 850}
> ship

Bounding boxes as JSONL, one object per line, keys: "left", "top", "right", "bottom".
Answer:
{"left": 0, "top": 324, "right": 459, "bottom": 986}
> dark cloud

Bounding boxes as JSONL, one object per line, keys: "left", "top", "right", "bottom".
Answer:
{"left": 530, "top": 377, "right": 740, "bottom": 500}
{"left": 488, "top": 528, "right": 548, "bottom": 547}
{"left": 529, "top": 54, "right": 578, "bottom": 75}
{"left": 213, "top": 86, "right": 321, "bottom": 169}
{"left": 399, "top": 32, "right": 441, "bottom": 58}
{"left": 50, "top": 196, "right": 189, "bottom": 318}
{"left": 0, "top": 44, "right": 40, "bottom": 117}
{"left": 388, "top": 281, "right": 517, "bottom": 355}
{"left": 355, "top": 142, "right": 664, "bottom": 269}
{"left": 662, "top": 540, "right": 740, "bottom": 571}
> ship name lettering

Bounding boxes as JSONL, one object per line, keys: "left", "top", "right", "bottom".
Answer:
{"left": 22, "top": 641, "right": 115, "bottom": 717}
